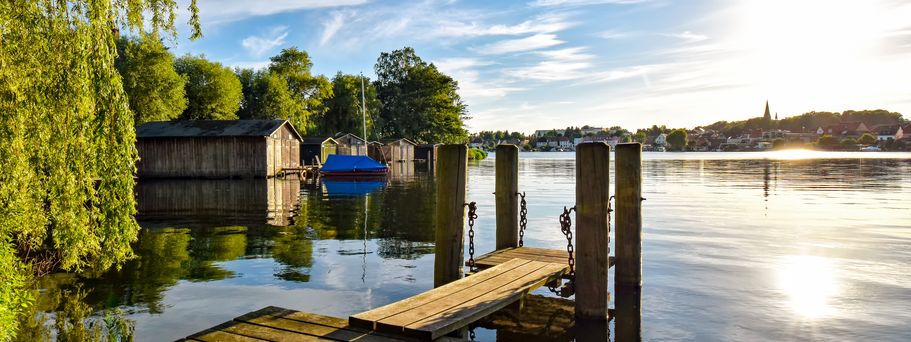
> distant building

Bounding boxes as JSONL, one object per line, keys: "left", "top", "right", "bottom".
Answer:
{"left": 136, "top": 120, "right": 301, "bottom": 178}
{"left": 822, "top": 122, "right": 869, "bottom": 137}
{"left": 334, "top": 133, "right": 367, "bottom": 156}
{"left": 301, "top": 136, "right": 338, "bottom": 165}
{"left": 654, "top": 133, "right": 667, "bottom": 146}
{"left": 871, "top": 124, "right": 901, "bottom": 141}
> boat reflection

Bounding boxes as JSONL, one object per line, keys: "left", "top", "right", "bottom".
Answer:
{"left": 322, "top": 178, "right": 387, "bottom": 197}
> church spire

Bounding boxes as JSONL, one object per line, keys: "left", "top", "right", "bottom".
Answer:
{"left": 763, "top": 100, "right": 771, "bottom": 121}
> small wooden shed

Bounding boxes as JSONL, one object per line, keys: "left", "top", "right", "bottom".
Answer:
{"left": 415, "top": 144, "right": 438, "bottom": 170}
{"left": 381, "top": 138, "right": 417, "bottom": 162}
{"left": 334, "top": 133, "right": 367, "bottom": 156}
{"left": 301, "top": 136, "right": 338, "bottom": 165}
{"left": 136, "top": 120, "right": 302, "bottom": 178}
{"left": 367, "top": 141, "right": 389, "bottom": 164}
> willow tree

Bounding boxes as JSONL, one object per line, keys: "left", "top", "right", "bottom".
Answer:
{"left": 0, "top": 1, "right": 200, "bottom": 338}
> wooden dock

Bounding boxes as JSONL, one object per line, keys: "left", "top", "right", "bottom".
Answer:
{"left": 183, "top": 306, "right": 465, "bottom": 342}
{"left": 470, "top": 247, "right": 614, "bottom": 277}
{"left": 351, "top": 258, "right": 565, "bottom": 340}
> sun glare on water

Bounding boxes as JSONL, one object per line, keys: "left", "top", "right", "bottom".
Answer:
{"left": 777, "top": 255, "right": 840, "bottom": 319}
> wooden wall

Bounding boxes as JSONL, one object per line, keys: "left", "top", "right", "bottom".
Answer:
{"left": 137, "top": 126, "right": 300, "bottom": 178}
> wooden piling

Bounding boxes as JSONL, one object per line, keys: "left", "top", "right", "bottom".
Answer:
{"left": 495, "top": 144, "right": 519, "bottom": 249}
{"left": 434, "top": 144, "right": 468, "bottom": 287}
{"left": 574, "top": 142, "right": 611, "bottom": 320}
{"left": 615, "top": 143, "right": 643, "bottom": 287}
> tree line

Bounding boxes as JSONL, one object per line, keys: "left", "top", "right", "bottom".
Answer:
{"left": 116, "top": 36, "right": 468, "bottom": 143}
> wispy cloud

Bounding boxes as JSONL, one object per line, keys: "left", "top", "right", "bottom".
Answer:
{"left": 185, "top": 0, "right": 368, "bottom": 25}
{"left": 529, "top": 0, "right": 650, "bottom": 7}
{"left": 433, "top": 57, "right": 524, "bottom": 99}
{"left": 475, "top": 34, "right": 565, "bottom": 55}
{"left": 502, "top": 47, "right": 593, "bottom": 81}
{"left": 241, "top": 26, "right": 289, "bottom": 56}
{"left": 664, "top": 31, "right": 708, "bottom": 43}
{"left": 321, "top": 10, "right": 355, "bottom": 46}
{"left": 600, "top": 29, "right": 634, "bottom": 39}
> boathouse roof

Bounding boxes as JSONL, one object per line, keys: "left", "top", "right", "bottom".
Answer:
{"left": 136, "top": 120, "right": 301, "bottom": 140}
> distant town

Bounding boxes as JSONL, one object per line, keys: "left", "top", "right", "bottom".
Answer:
{"left": 470, "top": 103, "right": 911, "bottom": 152}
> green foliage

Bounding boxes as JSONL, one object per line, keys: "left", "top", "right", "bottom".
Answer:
{"left": 633, "top": 131, "right": 648, "bottom": 143}
{"left": 468, "top": 148, "right": 488, "bottom": 160}
{"left": 817, "top": 135, "right": 839, "bottom": 146}
{"left": 266, "top": 48, "right": 333, "bottom": 135}
{"left": 666, "top": 129, "right": 688, "bottom": 151}
{"left": 116, "top": 35, "right": 187, "bottom": 124}
{"left": 841, "top": 138, "right": 857, "bottom": 146}
{"left": 320, "top": 72, "right": 381, "bottom": 139}
{"left": 375, "top": 47, "right": 468, "bottom": 143}
{"left": 175, "top": 55, "right": 242, "bottom": 120}
{"left": 0, "top": 0, "right": 196, "bottom": 338}
{"left": 858, "top": 133, "right": 877, "bottom": 145}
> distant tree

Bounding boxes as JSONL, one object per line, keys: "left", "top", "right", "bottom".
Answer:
{"left": 666, "top": 129, "right": 688, "bottom": 151}
{"left": 116, "top": 35, "right": 187, "bottom": 124}
{"left": 772, "top": 138, "right": 786, "bottom": 149}
{"left": 633, "top": 131, "right": 648, "bottom": 143}
{"left": 175, "top": 55, "right": 242, "bottom": 120}
{"left": 817, "top": 135, "right": 839, "bottom": 146}
{"left": 858, "top": 133, "right": 877, "bottom": 145}
{"left": 841, "top": 138, "right": 858, "bottom": 146}
{"left": 267, "top": 48, "right": 333, "bottom": 134}
{"left": 321, "top": 72, "right": 380, "bottom": 139}
{"left": 236, "top": 68, "right": 261, "bottom": 119}
{"left": 374, "top": 47, "right": 468, "bottom": 143}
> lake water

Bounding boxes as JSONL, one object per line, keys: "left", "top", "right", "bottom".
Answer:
{"left": 23, "top": 151, "right": 911, "bottom": 341}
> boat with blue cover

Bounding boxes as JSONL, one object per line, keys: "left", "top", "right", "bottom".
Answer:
{"left": 320, "top": 154, "right": 388, "bottom": 177}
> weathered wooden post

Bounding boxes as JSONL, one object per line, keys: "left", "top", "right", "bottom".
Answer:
{"left": 575, "top": 142, "right": 611, "bottom": 320}
{"left": 434, "top": 144, "right": 468, "bottom": 287}
{"left": 495, "top": 144, "right": 519, "bottom": 249}
{"left": 615, "top": 143, "right": 643, "bottom": 287}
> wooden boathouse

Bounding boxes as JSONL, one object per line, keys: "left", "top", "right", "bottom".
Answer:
{"left": 136, "top": 120, "right": 302, "bottom": 179}
{"left": 300, "top": 136, "right": 339, "bottom": 165}
{"left": 185, "top": 143, "right": 644, "bottom": 341}
{"left": 334, "top": 133, "right": 368, "bottom": 156}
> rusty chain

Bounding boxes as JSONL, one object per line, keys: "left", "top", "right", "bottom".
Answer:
{"left": 517, "top": 192, "right": 527, "bottom": 247}
{"left": 465, "top": 201, "right": 478, "bottom": 273}
{"left": 560, "top": 206, "right": 576, "bottom": 279}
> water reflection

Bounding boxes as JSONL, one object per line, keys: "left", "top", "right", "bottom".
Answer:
{"left": 777, "top": 255, "right": 839, "bottom": 319}
{"left": 136, "top": 178, "right": 300, "bottom": 227}
{"left": 20, "top": 153, "right": 911, "bottom": 341}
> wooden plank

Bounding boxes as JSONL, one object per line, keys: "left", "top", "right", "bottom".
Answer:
{"left": 350, "top": 259, "right": 532, "bottom": 330}
{"left": 220, "top": 321, "right": 329, "bottom": 341}
{"left": 495, "top": 144, "right": 519, "bottom": 249}
{"left": 402, "top": 262, "right": 567, "bottom": 340}
{"left": 373, "top": 260, "right": 551, "bottom": 334}
{"left": 240, "top": 315, "right": 392, "bottom": 342}
{"left": 187, "top": 330, "right": 267, "bottom": 342}
{"left": 575, "top": 143, "right": 611, "bottom": 320}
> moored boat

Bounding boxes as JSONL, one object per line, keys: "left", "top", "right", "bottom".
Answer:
{"left": 319, "top": 154, "right": 388, "bottom": 177}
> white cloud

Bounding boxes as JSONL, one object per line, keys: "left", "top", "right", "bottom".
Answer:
{"left": 433, "top": 58, "right": 524, "bottom": 100}
{"left": 600, "top": 29, "right": 634, "bottom": 39}
{"left": 502, "top": 47, "right": 594, "bottom": 81}
{"left": 664, "top": 31, "right": 708, "bottom": 43}
{"left": 241, "top": 26, "right": 289, "bottom": 56}
{"left": 186, "top": 0, "right": 368, "bottom": 25}
{"left": 529, "top": 0, "right": 649, "bottom": 7}
{"left": 430, "top": 12, "right": 575, "bottom": 38}
{"left": 475, "top": 34, "right": 565, "bottom": 55}
{"left": 321, "top": 10, "right": 355, "bottom": 46}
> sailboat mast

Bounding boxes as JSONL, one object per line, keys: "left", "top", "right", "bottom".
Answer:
{"left": 361, "top": 73, "right": 367, "bottom": 142}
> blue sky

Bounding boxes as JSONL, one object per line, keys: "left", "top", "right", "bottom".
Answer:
{"left": 166, "top": 0, "right": 911, "bottom": 133}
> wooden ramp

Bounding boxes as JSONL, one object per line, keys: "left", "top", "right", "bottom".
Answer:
{"left": 183, "top": 306, "right": 461, "bottom": 342}
{"left": 350, "top": 258, "right": 566, "bottom": 340}
{"left": 471, "top": 247, "right": 615, "bottom": 276}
